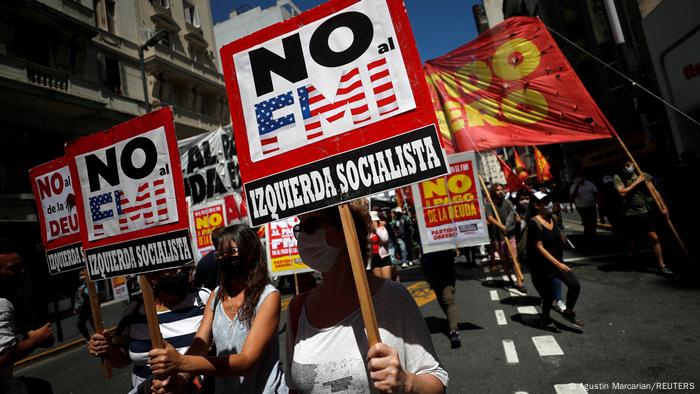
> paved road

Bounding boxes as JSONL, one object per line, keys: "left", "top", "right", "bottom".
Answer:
{"left": 14, "top": 221, "right": 700, "bottom": 393}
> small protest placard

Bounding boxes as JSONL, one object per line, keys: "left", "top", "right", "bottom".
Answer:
{"left": 411, "top": 151, "right": 489, "bottom": 253}
{"left": 65, "top": 108, "right": 193, "bottom": 281}
{"left": 265, "top": 216, "right": 313, "bottom": 278}
{"left": 29, "top": 157, "right": 86, "bottom": 274}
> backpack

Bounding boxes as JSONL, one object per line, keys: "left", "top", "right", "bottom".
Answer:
{"left": 516, "top": 215, "right": 558, "bottom": 263}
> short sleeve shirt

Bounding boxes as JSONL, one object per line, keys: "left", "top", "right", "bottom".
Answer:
{"left": 526, "top": 218, "right": 562, "bottom": 276}
{"left": 613, "top": 173, "right": 653, "bottom": 216}
{"left": 570, "top": 181, "right": 598, "bottom": 208}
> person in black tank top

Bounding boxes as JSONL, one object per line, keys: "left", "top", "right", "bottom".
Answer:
{"left": 527, "top": 191, "right": 583, "bottom": 329}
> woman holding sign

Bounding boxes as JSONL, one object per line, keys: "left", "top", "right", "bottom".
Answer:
{"left": 286, "top": 204, "right": 448, "bottom": 393}
{"left": 87, "top": 265, "right": 210, "bottom": 392}
{"left": 148, "top": 225, "right": 286, "bottom": 394}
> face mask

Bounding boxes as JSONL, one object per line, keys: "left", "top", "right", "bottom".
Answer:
{"left": 543, "top": 202, "right": 554, "bottom": 214}
{"left": 297, "top": 228, "right": 340, "bottom": 273}
{"left": 220, "top": 256, "right": 248, "bottom": 280}
{"left": 519, "top": 199, "right": 530, "bottom": 208}
{"left": 625, "top": 166, "right": 634, "bottom": 175}
{"left": 157, "top": 271, "right": 189, "bottom": 296}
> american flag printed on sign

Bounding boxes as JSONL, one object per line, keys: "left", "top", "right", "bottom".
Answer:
{"left": 368, "top": 57, "right": 398, "bottom": 116}
{"left": 255, "top": 91, "right": 295, "bottom": 154}
{"left": 89, "top": 193, "right": 114, "bottom": 237}
{"left": 116, "top": 179, "right": 170, "bottom": 232}
{"left": 298, "top": 66, "right": 369, "bottom": 141}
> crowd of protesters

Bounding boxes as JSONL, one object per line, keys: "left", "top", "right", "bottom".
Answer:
{"left": 1, "top": 157, "right": 683, "bottom": 393}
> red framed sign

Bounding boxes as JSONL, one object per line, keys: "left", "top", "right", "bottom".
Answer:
{"left": 220, "top": 0, "right": 448, "bottom": 226}
{"left": 65, "top": 108, "right": 193, "bottom": 281}
{"left": 29, "top": 157, "right": 86, "bottom": 275}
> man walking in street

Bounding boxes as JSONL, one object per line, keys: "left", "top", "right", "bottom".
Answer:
{"left": 569, "top": 173, "right": 599, "bottom": 246}
{"left": 421, "top": 249, "right": 461, "bottom": 348}
{"left": 614, "top": 161, "right": 673, "bottom": 276}
{"left": 0, "top": 239, "right": 55, "bottom": 394}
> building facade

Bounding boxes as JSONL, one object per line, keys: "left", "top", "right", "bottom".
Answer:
{"left": 0, "top": 0, "right": 228, "bottom": 336}
{"left": 0, "top": 0, "right": 228, "bottom": 222}
{"left": 213, "top": 0, "right": 301, "bottom": 71}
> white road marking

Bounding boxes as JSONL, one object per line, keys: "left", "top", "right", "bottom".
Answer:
{"left": 502, "top": 275, "right": 510, "bottom": 282}
{"left": 511, "top": 274, "right": 517, "bottom": 282}
{"left": 517, "top": 306, "right": 539, "bottom": 315}
{"left": 502, "top": 339, "right": 519, "bottom": 364}
{"left": 483, "top": 266, "right": 489, "bottom": 273}
{"left": 514, "top": 392, "right": 529, "bottom": 394}
{"left": 508, "top": 288, "right": 526, "bottom": 297}
{"left": 490, "top": 290, "right": 500, "bottom": 301}
{"left": 495, "top": 309, "right": 508, "bottom": 325}
{"left": 486, "top": 276, "right": 493, "bottom": 281}
{"left": 554, "top": 383, "right": 588, "bottom": 393}
{"left": 532, "top": 335, "right": 565, "bottom": 356}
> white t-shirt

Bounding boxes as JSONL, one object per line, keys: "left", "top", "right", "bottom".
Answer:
{"left": 570, "top": 180, "right": 598, "bottom": 208}
{"left": 285, "top": 281, "right": 448, "bottom": 393}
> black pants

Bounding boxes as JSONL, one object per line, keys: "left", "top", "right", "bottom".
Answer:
{"left": 532, "top": 270, "right": 580, "bottom": 317}
{"left": 576, "top": 206, "right": 597, "bottom": 243}
{"left": 76, "top": 308, "right": 94, "bottom": 340}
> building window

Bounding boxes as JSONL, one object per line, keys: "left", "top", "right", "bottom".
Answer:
{"left": 184, "top": 2, "right": 200, "bottom": 28}
{"left": 100, "top": 56, "right": 122, "bottom": 95}
{"left": 150, "top": 0, "right": 170, "bottom": 9}
{"left": 106, "top": 0, "right": 116, "bottom": 33}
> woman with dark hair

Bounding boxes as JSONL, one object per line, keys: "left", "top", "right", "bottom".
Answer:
{"left": 286, "top": 204, "right": 447, "bottom": 393}
{"left": 527, "top": 191, "right": 583, "bottom": 329}
{"left": 369, "top": 211, "right": 392, "bottom": 279}
{"left": 148, "top": 224, "right": 286, "bottom": 394}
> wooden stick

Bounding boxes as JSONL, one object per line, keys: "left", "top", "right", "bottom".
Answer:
{"left": 84, "top": 269, "right": 112, "bottom": 379}
{"left": 478, "top": 175, "right": 525, "bottom": 284}
{"left": 338, "top": 204, "right": 381, "bottom": 347}
{"left": 138, "top": 275, "right": 164, "bottom": 350}
{"left": 293, "top": 271, "right": 299, "bottom": 296}
{"left": 611, "top": 133, "right": 692, "bottom": 262}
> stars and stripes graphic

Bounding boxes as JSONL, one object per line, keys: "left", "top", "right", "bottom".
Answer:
{"left": 89, "top": 193, "right": 114, "bottom": 237}
{"left": 368, "top": 57, "right": 398, "bottom": 116}
{"left": 89, "top": 178, "right": 171, "bottom": 237}
{"left": 255, "top": 91, "right": 295, "bottom": 154}
{"left": 298, "top": 66, "right": 369, "bottom": 141}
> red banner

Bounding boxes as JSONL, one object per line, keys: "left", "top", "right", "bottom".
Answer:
{"left": 425, "top": 17, "right": 612, "bottom": 151}
{"left": 533, "top": 146, "right": 553, "bottom": 182}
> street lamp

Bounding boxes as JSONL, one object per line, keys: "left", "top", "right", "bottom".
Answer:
{"left": 139, "top": 30, "right": 169, "bottom": 113}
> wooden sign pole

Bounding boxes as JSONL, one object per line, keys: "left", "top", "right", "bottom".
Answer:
{"left": 138, "top": 275, "right": 164, "bottom": 350}
{"left": 84, "top": 269, "right": 112, "bottom": 379}
{"left": 478, "top": 175, "right": 525, "bottom": 284}
{"left": 338, "top": 204, "right": 381, "bottom": 347}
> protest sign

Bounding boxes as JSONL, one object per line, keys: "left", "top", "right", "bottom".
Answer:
{"left": 29, "top": 157, "right": 86, "bottom": 274}
{"left": 65, "top": 108, "right": 193, "bottom": 281}
{"left": 178, "top": 126, "right": 242, "bottom": 206}
{"left": 220, "top": 0, "right": 448, "bottom": 227}
{"left": 265, "top": 216, "right": 313, "bottom": 278}
{"left": 111, "top": 276, "right": 130, "bottom": 302}
{"left": 411, "top": 151, "right": 489, "bottom": 253}
{"left": 189, "top": 200, "right": 227, "bottom": 261}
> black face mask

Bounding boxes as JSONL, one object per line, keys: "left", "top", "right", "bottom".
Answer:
{"left": 220, "top": 256, "right": 248, "bottom": 280}
{"left": 157, "top": 271, "right": 190, "bottom": 296}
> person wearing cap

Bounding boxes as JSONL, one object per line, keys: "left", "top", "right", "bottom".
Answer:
{"left": 613, "top": 161, "right": 672, "bottom": 276}
{"left": 527, "top": 191, "right": 583, "bottom": 329}
{"left": 369, "top": 211, "right": 392, "bottom": 279}
{"left": 485, "top": 183, "right": 526, "bottom": 292}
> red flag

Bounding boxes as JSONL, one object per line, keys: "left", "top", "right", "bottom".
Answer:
{"left": 424, "top": 17, "right": 612, "bottom": 152}
{"left": 533, "top": 146, "right": 553, "bottom": 182}
{"left": 496, "top": 155, "right": 527, "bottom": 192}
{"left": 512, "top": 147, "right": 529, "bottom": 182}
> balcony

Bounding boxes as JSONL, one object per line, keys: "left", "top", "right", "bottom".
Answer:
{"left": 184, "top": 22, "right": 208, "bottom": 49}
{"left": 26, "top": 63, "right": 70, "bottom": 92}
{"left": 149, "top": 1, "right": 180, "bottom": 33}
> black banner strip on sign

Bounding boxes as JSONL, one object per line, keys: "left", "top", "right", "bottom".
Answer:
{"left": 245, "top": 124, "right": 448, "bottom": 227}
{"left": 46, "top": 242, "right": 85, "bottom": 275}
{"left": 85, "top": 229, "right": 193, "bottom": 281}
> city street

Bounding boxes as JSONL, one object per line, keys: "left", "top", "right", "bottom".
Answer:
{"left": 14, "top": 216, "right": 700, "bottom": 393}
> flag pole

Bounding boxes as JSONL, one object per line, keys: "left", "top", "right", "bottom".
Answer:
{"left": 478, "top": 174, "right": 525, "bottom": 285}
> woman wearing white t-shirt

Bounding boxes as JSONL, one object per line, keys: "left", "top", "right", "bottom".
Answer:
{"left": 287, "top": 204, "right": 448, "bottom": 393}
